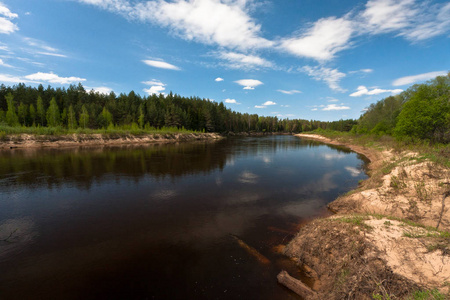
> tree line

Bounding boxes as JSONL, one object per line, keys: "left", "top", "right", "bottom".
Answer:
{"left": 0, "top": 83, "right": 355, "bottom": 133}
{"left": 353, "top": 73, "right": 449, "bottom": 143}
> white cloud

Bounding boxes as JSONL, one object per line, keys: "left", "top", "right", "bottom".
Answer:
{"left": 142, "top": 59, "right": 180, "bottom": 70}
{"left": 0, "top": 2, "right": 18, "bottom": 19}
{"left": 87, "top": 86, "right": 113, "bottom": 94}
{"left": 311, "top": 108, "right": 318, "bottom": 111}
{"left": 254, "top": 105, "right": 266, "bottom": 109}
{"left": 360, "top": 0, "right": 450, "bottom": 42}
{"left": 327, "top": 98, "right": 339, "bottom": 102}
{"left": 144, "top": 85, "right": 165, "bottom": 95}
{"left": 0, "top": 73, "right": 31, "bottom": 84}
{"left": 224, "top": 98, "right": 240, "bottom": 104}
{"left": 263, "top": 101, "right": 276, "bottom": 106}
{"left": 234, "top": 79, "right": 263, "bottom": 90}
{"left": 24, "top": 72, "right": 86, "bottom": 84}
{"left": 215, "top": 77, "right": 224, "bottom": 82}
{"left": 143, "top": 79, "right": 166, "bottom": 95}
{"left": 402, "top": 3, "right": 450, "bottom": 41}
{"left": 322, "top": 104, "right": 350, "bottom": 111}
{"left": 280, "top": 17, "right": 354, "bottom": 61}
{"left": 218, "top": 51, "right": 272, "bottom": 69}
{"left": 350, "top": 85, "right": 403, "bottom": 97}
{"left": 361, "top": 0, "right": 418, "bottom": 34}
{"left": 392, "top": 71, "right": 448, "bottom": 86}
{"left": 0, "top": 2, "right": 18, "bottom": 34}
{"left": 301, "top": 66, "right": 346, "bottom": 92}
{"left": 78, "top": 0, "right": 273, "bottom": 51}
{"left": 142, "top": 79, "right": 165, "bottom": 86}
{"left": 277, "top": 89, "right": 301, "bottom": 95}
{"left": 280, "top": 104, "right": 290, "bottom": 107}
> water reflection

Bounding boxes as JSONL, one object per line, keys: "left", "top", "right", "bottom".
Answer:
{"left": 0, "top": 135, "right": 368, "bottom": 299}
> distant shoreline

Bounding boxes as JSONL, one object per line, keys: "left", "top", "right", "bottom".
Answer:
{"left": 0, "top": 132, "right": 223, "bottom": 149}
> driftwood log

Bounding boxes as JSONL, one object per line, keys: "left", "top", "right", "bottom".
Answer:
{"left": 277, "top": 270, "right": 318, "bottom": 300}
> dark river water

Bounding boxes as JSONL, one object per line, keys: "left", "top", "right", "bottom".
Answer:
{"left": 0, "top": 135, "right": 368, "bottom": 299}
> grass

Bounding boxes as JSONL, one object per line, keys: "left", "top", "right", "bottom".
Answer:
{"left": 407, "top": 289, "right": 447, "bottom": 300}
{"left": 336, "top": 215, "right": 373, "bottom": 231}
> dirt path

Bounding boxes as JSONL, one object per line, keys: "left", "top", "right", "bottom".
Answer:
{"left": 282, "top": 133, "right": 450, "bottom": 299}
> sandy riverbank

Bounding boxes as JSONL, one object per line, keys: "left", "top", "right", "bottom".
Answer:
{"left": 280, "top": 133, "right": 450, "bottom": 299}
{"left": 0, "top": 132, "right": 223, "bottom": 149}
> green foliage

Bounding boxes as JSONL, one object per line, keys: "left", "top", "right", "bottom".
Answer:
{"left": 46, "top": 97, "right": 60, "bottom": 127}
{"left": 394, "top": 76, "right": 450, "bottom": 142}
{"left": 36, "top": 96, "right": 45, "bottom": 127}
{"left": 98, "top": 106, "right": 113, "bottom": 129}
{"left": 79, "top": 105, "right": 89, "bottom": 129}
{"left": 67, "top": 105, "right": 77, "bottom": 129}
{"left": 5, "top": 93, "right": 19, "bottom": 126}
{"left": 29, "top": 104, "right": 36, "bottom": 126}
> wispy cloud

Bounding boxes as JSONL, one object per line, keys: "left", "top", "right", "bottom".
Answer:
{"left": 36, "top": 52, "right": 67, "bottom": 58}
{"left": 277, "top": 89, "right": 301, "bottom": 95}
{"left": 23, "top": 37, "right": 67, "bottom": 57}
{"left": 142, "top": 59, "right": 180, "bottom": 70}
{"left": 234, "top": 79, "right": 263, "bottom": 90}
{"left": 300, "top": 66, "right": 346, "bottom": 92}
{"left": 0, "top": 58, "right": 12, "bottom": 68}
{"left": 280, "top": 17, "right": 354, "bottom": 61}
{"left": 350, "top": 85, "right": 403, "bottom": 97}
{"left": 217, "top": 51, "right": 272, "bottom": 69}
{"left": 360, "top": 0, "right": 418, "bottom": 34}
{"left": 392, "top": 71, "right": 448, "bottom": 86}
{"left": 359, "top": 0, "right": 450, "bottom": 42}
{"left": 0, "top": 2, "right": 19, "bottom": 34}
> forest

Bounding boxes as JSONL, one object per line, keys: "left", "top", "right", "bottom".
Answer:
{"left": 0, "top": 83, "right": 355, "bottom": 134}
{"left": 0, "top": 72, "right": 448, "bottom": 143}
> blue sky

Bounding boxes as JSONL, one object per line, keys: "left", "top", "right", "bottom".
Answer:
{"left": 0, "top": 0, "right": 449, "bottom": 121}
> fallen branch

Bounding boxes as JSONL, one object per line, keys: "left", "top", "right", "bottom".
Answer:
{"left": 277, "top": 270, "right": 318, "bottom": 300}
{"left": 230, "top": 234, "right": 270, "bottom": 264}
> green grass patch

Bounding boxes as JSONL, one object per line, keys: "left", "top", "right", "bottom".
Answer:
{"left": 336, "top": 215, "right": 373, "bottom": 231}
{"left": 407, "top": 289, "right": 447, "bottom": 300}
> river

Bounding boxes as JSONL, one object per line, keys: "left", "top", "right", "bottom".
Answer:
{"left": 0, "top": 135, "right": 368, "bottom": 299}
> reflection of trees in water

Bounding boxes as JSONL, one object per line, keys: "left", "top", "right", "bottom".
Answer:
{"left": 0, "top": 141, "right": 228, "bottom": 190}
{"left": 0, "top": 136, "right": 368, "bottom": 190}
